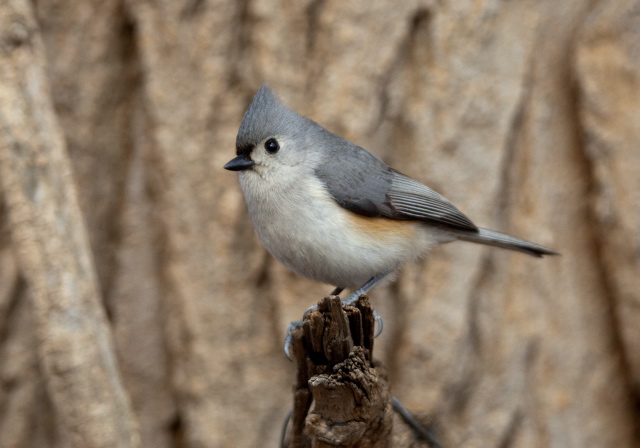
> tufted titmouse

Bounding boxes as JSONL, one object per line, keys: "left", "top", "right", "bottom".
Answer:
{"left": 225, "top": 84, "right": 556, "bottom": 303}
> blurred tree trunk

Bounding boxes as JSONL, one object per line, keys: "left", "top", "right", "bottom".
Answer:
{"left": 0, "top": 0, "right": 638, "bottom": 447}
{"left": 0, "top": 1, "right": 139, "bottom": 447}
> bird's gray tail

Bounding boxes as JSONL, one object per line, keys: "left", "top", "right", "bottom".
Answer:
{"left": 455, "top": 227, "right": 558, "bottom": 258}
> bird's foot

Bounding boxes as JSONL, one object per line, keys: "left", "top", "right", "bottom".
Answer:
{"left": 283, "top": 300, "right": 336, "bottom": 361}
{"left": 343, "top": 292, "right": 383, "bottom": 337}
{"left": 283, "top": 293, "right": 383, "bottom": 361}
{"left": 284, "top": 320, "right": 301, "bottom": 361}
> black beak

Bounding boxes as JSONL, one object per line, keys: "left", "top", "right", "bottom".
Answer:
{"left": 224, "top": 154, "right": 254, "bottom": 171}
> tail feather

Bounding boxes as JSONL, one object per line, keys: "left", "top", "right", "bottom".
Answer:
{"left": 455, "top": 227, "right": 558, "bottom": 258}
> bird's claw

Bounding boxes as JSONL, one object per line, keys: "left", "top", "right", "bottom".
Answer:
{"left": 373, "top": 309, "right": 383, "bottom": 337}
{"left": 283, "top": 320, "right": 301, "bottom": 361}
{"left": 284, "top": 294, "right": 384, "bottom": 361}
{"left": 343, "top": 293, "right": 384, "bottom": 338}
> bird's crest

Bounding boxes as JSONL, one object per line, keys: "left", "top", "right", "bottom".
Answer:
{"left": 236, "top": 84, "right": 302, "bottom": 155}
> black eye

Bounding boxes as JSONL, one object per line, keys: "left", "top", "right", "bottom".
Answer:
{"left": 264, "top": 138, "right": 280, "bottom": 154}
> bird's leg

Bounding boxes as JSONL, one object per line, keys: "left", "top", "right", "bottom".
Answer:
{"left": 342, "top": 273, "right": 388, "bottom": 337}
{"left": 342, "top": 273, "right": 387, "bottom": 305}
{"left": 284, "top": 275, "right": 388, "bottom": 360}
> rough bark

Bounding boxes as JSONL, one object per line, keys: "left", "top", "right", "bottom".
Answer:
{"left": 286, "top": 296, "right": 391, "bottom": 447}
{"left": 285, "top": 295, "right": 434, "bottom": 448}
{"left": 0, "top": 1, "right": 139, "bottom": 447}
{"left": 34, "top": 1, "right": 177, "bottom": 446}
{"left": 0, "top": 0, "right": 638, "bottom": 447}
{"left": 575, "top": 0, "right": 640, "bottom": 396}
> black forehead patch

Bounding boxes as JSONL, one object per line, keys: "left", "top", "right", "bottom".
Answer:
{"left": 236, "top": 142, "right": 254, "bottom": 156}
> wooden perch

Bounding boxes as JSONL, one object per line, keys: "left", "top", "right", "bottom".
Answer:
{"left": 284, "top": 295, "right": 439, "bottom": 448}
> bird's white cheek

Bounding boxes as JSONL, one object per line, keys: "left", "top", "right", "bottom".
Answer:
{"left": 238, "top": 172, "right": 257, "bottom": 202}
{"left": 238, "top": 168, "right": 264, "bottom": 190}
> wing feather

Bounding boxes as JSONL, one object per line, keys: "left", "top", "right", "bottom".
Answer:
{"left": 387, "top": 170, "right": 477, "bottom": 230}
{"left": 313, "top": 135, "right": 477, "bottom": 231}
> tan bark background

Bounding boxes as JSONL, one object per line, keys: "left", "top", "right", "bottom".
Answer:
{"left": 0, "top": 0, "right": 639, "bottom": 447}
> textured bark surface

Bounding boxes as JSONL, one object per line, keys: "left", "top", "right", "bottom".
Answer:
{"left": 285, "top": 296, "right": 394, "bottom": 448}
{"left": 0, "top": 1, "right": 139, "bottom": 447}
{"left": 285, "top": 295, "right": 438, "bottom": 448}
{"left": 0, "top": 0, "right": 639, "bottom": 447}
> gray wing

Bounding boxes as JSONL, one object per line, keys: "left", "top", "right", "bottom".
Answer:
{"left": 386, "top": 170, "right": 477, "bottom": 230}
{"left": 314, "top": 139, "right": 478, "bottom": 231}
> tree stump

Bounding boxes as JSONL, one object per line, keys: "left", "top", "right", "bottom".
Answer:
{"left": 284, "top": 295, "right": 436, "bottom": 448}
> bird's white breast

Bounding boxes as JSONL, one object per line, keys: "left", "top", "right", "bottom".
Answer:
{"left": 239, "top": 170, "right": 452, "bottom": 289}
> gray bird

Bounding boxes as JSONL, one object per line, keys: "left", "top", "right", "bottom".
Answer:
{"left": 226, "top": 84, "right": 559, "bottom": 356}
{"left": 225, "top": 84, "right": 556, "bottom": 307}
